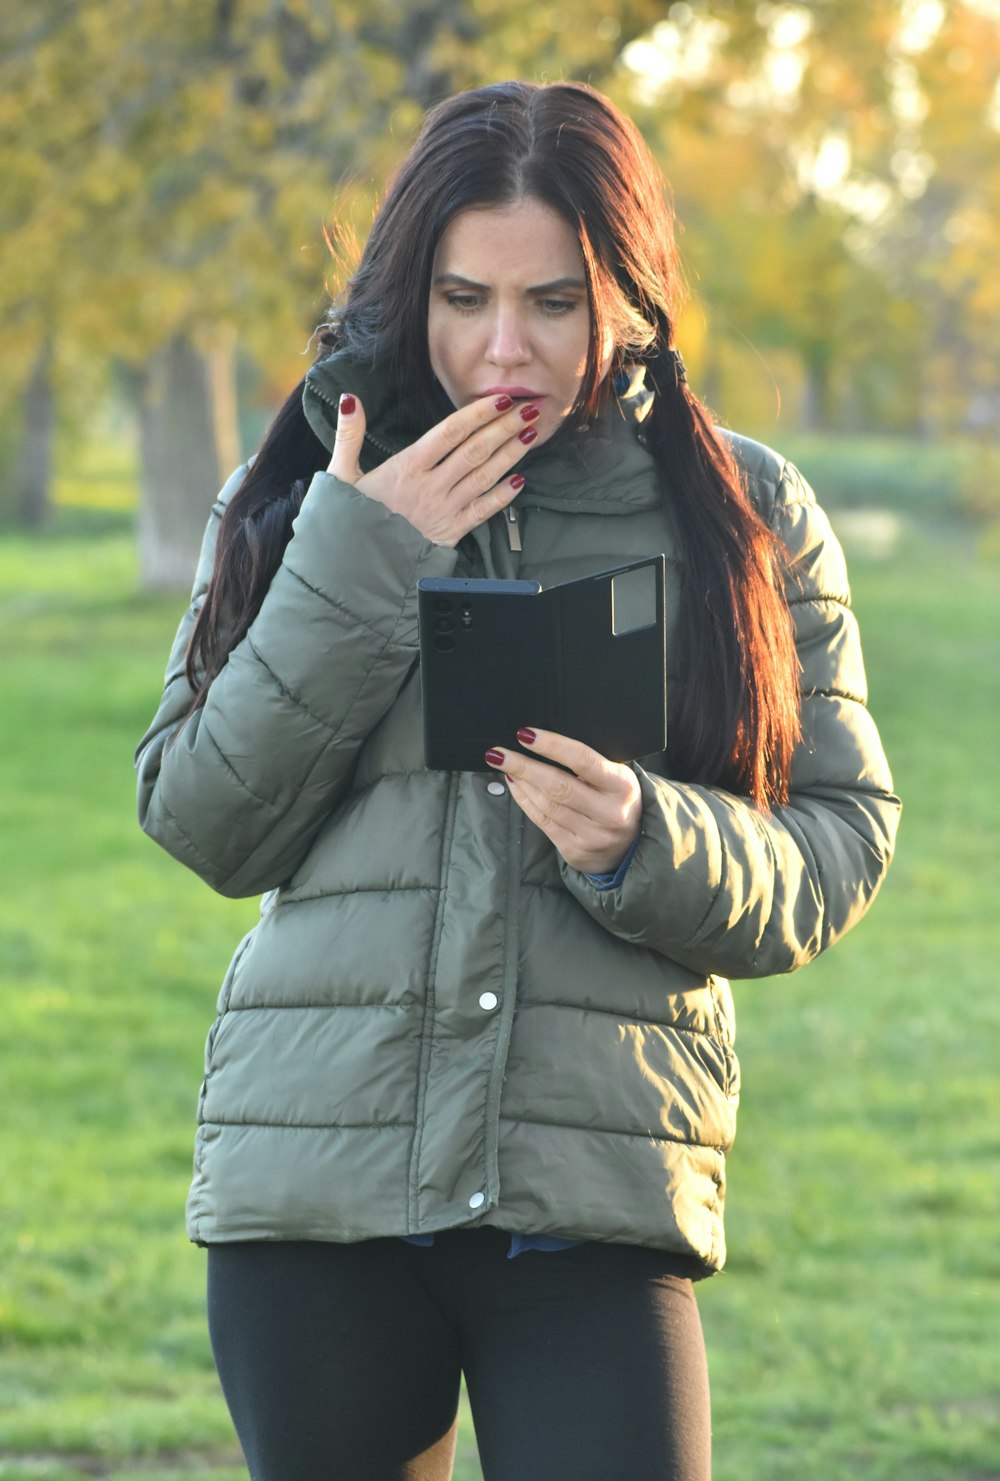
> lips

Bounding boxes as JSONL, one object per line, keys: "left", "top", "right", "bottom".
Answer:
{"left": 479, "top": 386, "right": 545, "bottom": 399}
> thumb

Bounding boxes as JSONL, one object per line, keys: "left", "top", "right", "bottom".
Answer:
{"left": 327, "top": 393, "right": 367, "bottom": 484}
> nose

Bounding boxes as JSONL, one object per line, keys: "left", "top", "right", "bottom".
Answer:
{"left": 485, "top": 306, "right": 531, "bottom": 368}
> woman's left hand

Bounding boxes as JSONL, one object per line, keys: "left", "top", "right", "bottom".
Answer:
{"left": 485, "top": 728, "right": 642, "bottom": 875}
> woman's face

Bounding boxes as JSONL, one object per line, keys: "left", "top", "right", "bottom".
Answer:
{"left": 427, "top": 198, "right": 611, "bottom": 447}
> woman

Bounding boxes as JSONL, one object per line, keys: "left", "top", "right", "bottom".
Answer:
{"left": 136, "top": 80, "right": 900, "bottom": 1481}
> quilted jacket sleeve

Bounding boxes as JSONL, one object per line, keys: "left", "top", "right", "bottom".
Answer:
{"left": 135, "top": 466, "right": 457, "bottom": 897}
{"left": 559, "top": 460, "right": 901, "bottom": 980}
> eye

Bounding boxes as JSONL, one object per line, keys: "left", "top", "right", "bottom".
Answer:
{"left": 445, "top": 293, "right": 482, "bottom": 314}
{"left": 538, "top": 298, "right": 579, "bottom": 317}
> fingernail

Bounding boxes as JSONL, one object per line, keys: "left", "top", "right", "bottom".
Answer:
{"left": 519, "top": 404, "right": 540, "bottom": 422}
{"left": 516, "top": 728, "right": 537, "bottom": 746}
{"left": 518, "top": 428, "right": 537, "bottom": 445}
{"left": 494, "top": 395, "right": 514, "bottom": 412}
{"left": 509, "top": 474, "right": 525, "bottom": 491}
{"left": 485, "top": 748, "right": 505, "bottom": 767}
{"left": 339, "top": 393, "right": 356, "bottom": 415}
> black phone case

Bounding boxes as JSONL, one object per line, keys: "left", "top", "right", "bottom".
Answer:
{"left": 418, "top": 556, "right": 667, "bottom": 772}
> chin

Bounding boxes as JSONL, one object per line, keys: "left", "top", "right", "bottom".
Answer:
{"left": 538, "top": 407, "right": 575, "bottom": 443}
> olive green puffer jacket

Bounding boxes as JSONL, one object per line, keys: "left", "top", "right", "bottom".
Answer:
{"left": 135, "top": 353, "right": 900, "bottom": 1269}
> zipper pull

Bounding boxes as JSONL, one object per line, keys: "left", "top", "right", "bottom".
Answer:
{"left": 505, "top": 505, "right": 522, "bottom": 552}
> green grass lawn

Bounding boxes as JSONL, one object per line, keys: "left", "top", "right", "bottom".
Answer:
{"left": 0, "top": 495, "right": 997, "bottom": 1480}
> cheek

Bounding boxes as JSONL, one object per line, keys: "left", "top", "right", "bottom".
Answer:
{"left": 427, "top": 313, "right": 443, "bottom": 370}
{"left": 562, "top": 325, "right": 593, "bottom": 391}
{"left": 427, "top": 319, "right": 454, "bottom": 387}
{"left": 428, "top": 310, "right": 477, "bottom": 378}
{"left": 563, "top": 311, "right": 595, "bottom": 371}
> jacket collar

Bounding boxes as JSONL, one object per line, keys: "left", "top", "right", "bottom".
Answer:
{"left": 302, "top": 350, "right": 661, "bottom": 515}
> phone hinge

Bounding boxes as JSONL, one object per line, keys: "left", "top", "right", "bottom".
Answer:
{"left": 505, "top": 505, "right": 522, "bottom": 552}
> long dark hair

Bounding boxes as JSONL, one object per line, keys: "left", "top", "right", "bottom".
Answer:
{"left": 187, "top": 80, "right": 800, "bottom": 807}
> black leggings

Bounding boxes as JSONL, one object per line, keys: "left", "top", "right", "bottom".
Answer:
{"left": 207, "top": 1229, "right": 711, "bottom": 1481}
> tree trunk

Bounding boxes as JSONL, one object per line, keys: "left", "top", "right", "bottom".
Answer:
{"left": 135, "top": 332, "right": 240, "bottom": 591}
{"left": 16, "top": 339, "right": 54, "bottom": 527}
{"left": 205, "top": 323, "right": 242, "bottom": 477}
{"left": 800, "top": 347, "right": 833, "bottom": 432}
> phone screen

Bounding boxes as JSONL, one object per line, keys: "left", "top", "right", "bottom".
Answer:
{"left": 611, "top": 564, "right": 657, "bottom": 635}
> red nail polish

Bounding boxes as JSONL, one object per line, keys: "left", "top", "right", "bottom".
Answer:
{"left": 339, "top": 393, "right": 356, "bottom": 415}
{"left": 518, "top": 428, "right": 537, "bottom": 445}
{"left": 519, "top": 404, "right": 540, "bottom": 422}
{"left": 517, "top": 728, "right": 537, "bottom": 746}
{"left": 509, "top": 474, "right": 526, "bottom": 491}
{"left": 485, "top": 748, "right": 505, "bottom": 767}
{"left": 494, "top": 395, "right": 514, "bottom": 412}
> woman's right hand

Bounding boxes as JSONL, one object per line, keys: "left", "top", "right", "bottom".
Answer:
{"left": 326, "top": 392, "right": 536, "bottom": 548}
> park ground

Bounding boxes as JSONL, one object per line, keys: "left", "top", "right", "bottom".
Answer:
{"left": 1, "top": 434, "right": 998, "bottom": 1479}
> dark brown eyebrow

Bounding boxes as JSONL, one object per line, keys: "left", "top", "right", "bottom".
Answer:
{"left": 432, "top": 272, "right": 587, "bottom": 293}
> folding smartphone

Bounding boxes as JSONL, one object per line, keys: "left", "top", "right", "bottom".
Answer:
{"left": 417, "top": 555, "right": 666, "bottom": 772}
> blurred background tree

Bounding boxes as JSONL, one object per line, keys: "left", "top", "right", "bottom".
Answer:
{"left": 1, "top": 0, "right": 998, "bottom": 583}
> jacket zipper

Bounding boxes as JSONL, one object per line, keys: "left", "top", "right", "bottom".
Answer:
{"left": 307, "top": 382, "right": 396, "bottom": 459}
{"left": 481, "top": 801, "right": 524, "bottom": 1211}
{"left": 408, "top": 771, "right": 460, "bottom": 1232}
{"left": 505, "top": 505, "right": 522, "bottom": 552}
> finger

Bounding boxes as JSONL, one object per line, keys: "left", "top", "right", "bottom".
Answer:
{"left": 327, "top": 392, "right": 367, "bottom": 485}
{"left": 492, "top": 733, "right": 638, "bottom": 831}
{"left": 503, "top": 761, "right": 640, "bottom": 877}
{"left": 446, "top": 431, "right": 536, "bottom": 509}
{"left": 418, "top": 394, "right": 540, "bottom": 467}
{"left": 507, "top": 776, "right": 584, "bottom": 850}
{"left": 451, "top": 475, "right": 525, "bottom": 542}
{"left": 510, "top": 728, "right": 622, "bottom": 790}
{"left": 486, "top": 747, "right": 599, "bottom": 828}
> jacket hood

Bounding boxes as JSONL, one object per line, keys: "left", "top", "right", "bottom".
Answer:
{"left": 302, "top": 347, "right": 429, "bottom": 464}
{"left": 302, "top": 349, "right": 661, "bottom": 516}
